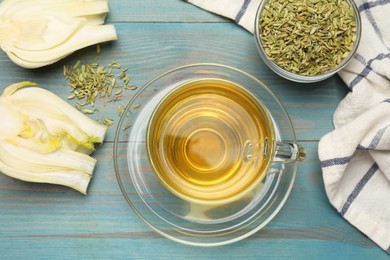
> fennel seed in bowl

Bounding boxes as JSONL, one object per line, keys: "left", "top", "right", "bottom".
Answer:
{"left": 256, "top": 0, "right": 360, "bottom": 79}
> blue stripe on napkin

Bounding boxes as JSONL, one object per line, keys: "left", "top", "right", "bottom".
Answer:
{"left": 357, "top": 126, "right": 387, "bottom": 149}
{"left": 348, "top": 0, "right": 390, "bottom": 89}
{"left": 359, "top": 0, "right": 390, "bottom": 11}
{"left": 361, "top": 1, "right": 390, "bottom": 51}
{"left": 349, "top": 53, "right": 390, "bottom": 89}
{"left": 340, "top": 163, "right": 379, "bottom": 216}
{"left": 367, "top": 127, "right": 387, "bottom": 149}
{"left": 321, "top": 156, "right": 351, "bottom": 168}
{"left": 235, "top": 0, "right": 252, "bottom": 22}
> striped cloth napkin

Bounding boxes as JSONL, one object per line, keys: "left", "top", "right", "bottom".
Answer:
{"left": 185, "top": 0, "right": 390, "bottom": 253}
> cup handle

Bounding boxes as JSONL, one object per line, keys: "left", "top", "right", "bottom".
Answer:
{"left": 273, "top": 142, "right": 306, "bottom": 163}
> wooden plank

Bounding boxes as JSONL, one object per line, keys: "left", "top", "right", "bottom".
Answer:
{"left": 0, "top": 142, "right": 387, "bottom": 258}
{"left": 107, "top": 0, "right": 228, "bottom": 22}
{"left": 0, "top": 0, "right": 224, "bottom": 22}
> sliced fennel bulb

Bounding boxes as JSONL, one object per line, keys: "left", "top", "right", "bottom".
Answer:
{"left": 0, "top": 81, "right": 108, "bottom": 194}
{"left": 0, "top": 0, "right": 117, "bottom": 68}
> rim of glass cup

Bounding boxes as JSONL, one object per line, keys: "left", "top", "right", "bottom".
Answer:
{"left": 254, "top": 0, "right": 362, "bottom": 83}
{"left": 113, "top": 63, "right": 299, "bottom": 246}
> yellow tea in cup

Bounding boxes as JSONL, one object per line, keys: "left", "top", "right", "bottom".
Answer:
{"left": 146, "top": 79, "right": 276, "bottom": 205}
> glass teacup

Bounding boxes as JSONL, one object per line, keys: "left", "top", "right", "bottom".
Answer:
{"left": 115, "top": 63, "right": 306, "bottom": 246}
{"left": 147, "top": 76, "right": 305, "bottom": 206}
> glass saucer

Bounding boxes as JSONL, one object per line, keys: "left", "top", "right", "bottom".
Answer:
{"left": 113, "top": 63, "right": 299, "bottom": 246}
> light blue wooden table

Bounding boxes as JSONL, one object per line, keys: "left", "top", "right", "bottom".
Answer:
{"left": 0, "top": 0, "right": 388, "bottom": 259}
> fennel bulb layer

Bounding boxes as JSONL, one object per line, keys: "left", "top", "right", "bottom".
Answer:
{"left": 0, "top": 81, "right": 108, "bottom": 194}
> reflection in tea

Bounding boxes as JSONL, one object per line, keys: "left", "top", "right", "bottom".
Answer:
{"left": 147, "top": 79, "right": 275, "bottom": 204}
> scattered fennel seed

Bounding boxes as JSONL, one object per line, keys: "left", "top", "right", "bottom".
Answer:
{"left": 64, "top": 53, "right": 139, "bottom": 126}
{"left": 117, "top": 105, "right": 122, "bottom": 116}
{"left": 122, "top": 124, "right": 133, "bottom": 131}
{"left": 101, "top": 118, "right": 114, "bottom": 126}
{"left": 83, "top": 109, "right": 94, "bottom": 114}
{"left": 109, "top": 60, "right": 121, "bottom": 69}
{"left": 67, "top": 93, "right": 76, "bottom": 100}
